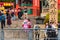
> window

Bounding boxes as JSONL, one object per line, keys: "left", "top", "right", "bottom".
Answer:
{"left": 42, "top": 0, "right": 49, "bottom": 13}
{"left": 19, "top": 0, "right": 33, "bottom": 14}
{"left": 20, "top": 0, "right": 32, "bottom": 7}
{"left": 42, "top": 0, "right": 49, "bottom": 8}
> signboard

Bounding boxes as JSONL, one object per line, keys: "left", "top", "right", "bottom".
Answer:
{"left": 0, "top": 2, "right": 14, "bottom": 6}
{"left": 4, "top": 3, "right": 14, "bottom": 6}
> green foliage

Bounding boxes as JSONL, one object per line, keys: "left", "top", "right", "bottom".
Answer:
{"left": 0, "top": 0, "right": 2, "bottom": 2}
{"left": 44, "top": 10, "right": 60, "bottom": 23}
{"left": 0, "top": 0, "right": 15, "bottom": 2}
{"left": 44, "top": 13, "right": 49, "bottom": 23}
{"left": 58, "top": 10, "right": 60, "bottom": 22}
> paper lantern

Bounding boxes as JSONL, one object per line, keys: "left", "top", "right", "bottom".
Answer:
{"left": 8, "top": 3, "right": 11, "bottom": 6}
{"left": 6, "top": 3, "right": 8, "bottom": 6}
{"left": 4, "top": 3, "right": 6, "bottom": 6}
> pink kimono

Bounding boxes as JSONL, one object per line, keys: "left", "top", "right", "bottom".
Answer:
{"left": 22, "top": 19, "right": 28, "bottom": 32}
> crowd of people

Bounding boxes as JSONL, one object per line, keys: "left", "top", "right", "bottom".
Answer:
{"left": 45, "top": 22, "right": 57, "bottom": 40}
{"left": 0, "top": 9, "right": 13, "bottom": 29}
{"left": 0, "top": 8, "right": 60, "bottom": 40}
{"left": 0, "top": 7, "right": 29, "bottom": 29}
{"left": 44, "top": 22, "right": 60, "bottom": 40}
{"left": 0, "top": 7, "right": 33, "bottom": 40}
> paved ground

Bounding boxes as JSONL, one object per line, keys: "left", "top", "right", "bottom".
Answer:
{"left": 0, "top": 18, "right": 36, "bottom": 40}
{"left": 0, "top": 18, "right": 45, "bottom": 40}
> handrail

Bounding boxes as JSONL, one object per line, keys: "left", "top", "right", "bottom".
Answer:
{"left": 1, "top": 28, "right": 60, "bottom": 30}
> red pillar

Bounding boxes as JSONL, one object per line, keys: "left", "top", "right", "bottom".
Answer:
{"left": 33, "top": 0, "right": 40, "bottom": 16}
{"left": 33, "top": 0, "right": 37, "bottom": 16}
{"left": 58, "top": 0, "right": 60, "bottom": 9}
{"left": 16, "top": 0, "right": 20, "bottom": 9}
{"left": 37, "top": 0, "right": 40, "bottom": 16}
{"left": 16, "top": 0, "right": 20, "bottom": 16}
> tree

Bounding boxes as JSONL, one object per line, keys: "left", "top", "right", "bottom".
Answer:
{"left": 44, "top": 13, "right": 49, "bottom": 23}
{"left": 44, "top": 10, "right": 60, "bottom": 23}
{"left": 58, "top": 10, "right": 60, "bottom": 22}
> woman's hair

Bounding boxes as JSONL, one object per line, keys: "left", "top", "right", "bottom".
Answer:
{"left": 45, "top": 22, "right": 49, "bottom": 28}
{"left": 25, "top": 17, "right": 27, "bottom": 19}
{"left": 28, "top": 19, "right": 30, "bottom": 21}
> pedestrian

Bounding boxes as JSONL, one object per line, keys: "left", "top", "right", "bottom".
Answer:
{"left": 18, "top": 8, "right": 23, "bottom": 19}
{"left": 58, "top": 22, "right": 60, "bottom": 40}
{"left": 44, "top": 23, "right": 49, "bottom": 40}
{"left": 46, "top": 22, "right": 57, "bottom": 40}
{"left": 22, "top": 17, "right": 28, "bottom": 32}
{"left": 11, "top": 9, "right": 16, "bottom": 20}
{"left": 7, "top": 14, "right": 12, "bottom": 28}
{"left": 6, "top": 9, "right": 9, "bottom": 17}
{"left": 1, "top": 13, "right": 6, "bottom": 29}
{"left": 23, "top": 8, "right": 28, "bottom": 19}
{"left": 11, "top": 9, "right": 14, "bottom": 17}
{"left": 27, "top": 19, "right": 33, "bottom": 40}
{"left": 22, "top": 18, "right": 33, "bottom": 40}
{"left": 1, "top": 10, "right": 4, "bottom": 14}
{"left": 0, "top": 11, "right": 2, "bottom": 22}
{"left": 45, "top": 23, "right": 48, "bottom": 28}
{"left": 34, "top": 25, "right": 40, "bottom": 40}
{"left": 45, "top": 22, "right": 49, "bottom": 35}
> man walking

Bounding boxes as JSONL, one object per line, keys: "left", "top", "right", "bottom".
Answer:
{"left": 1, "top": 14, "right": 6, "bottom": 29}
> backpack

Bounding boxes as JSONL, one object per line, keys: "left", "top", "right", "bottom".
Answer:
{"left": 22, "top": 22, "right": 31, "bottom": 29}
{"left": 35, "top": 26, "right": 40, "bottom": 31}
{"left": 11, "top": 12, "right": 14, "bottom": 17}
{"left": 1, "top": 15, "right": 5, "bottom": 21}
{"left": 28, "top": 25, "right": 31, "bottom": 28}
{"left": 27, "top": 21, "right": 32, "bottom": 28}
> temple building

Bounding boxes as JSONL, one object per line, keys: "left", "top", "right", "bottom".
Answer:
{"left": 15, "top": 0, "right": 58, "bottom": 24}
{"left": 16, "top": 0, "right": 40, "bottom": 16}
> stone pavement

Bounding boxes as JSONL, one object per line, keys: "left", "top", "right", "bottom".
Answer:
{"left": 0, "top": 18, "right": 36, "bottom": 40}
{"left": 0, "top": 18, "right": 45, "bottom": 40}
{"left": 4, "top": 30, "right": 28, "bottom": 40}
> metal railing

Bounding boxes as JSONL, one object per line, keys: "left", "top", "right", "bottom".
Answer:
{"left": 0, "top": 28, "right": 60, "bottom": 40}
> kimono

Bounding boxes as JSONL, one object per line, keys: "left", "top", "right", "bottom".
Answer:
{"left": 7, "top": 15, "right": 12, "bottom": 25}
